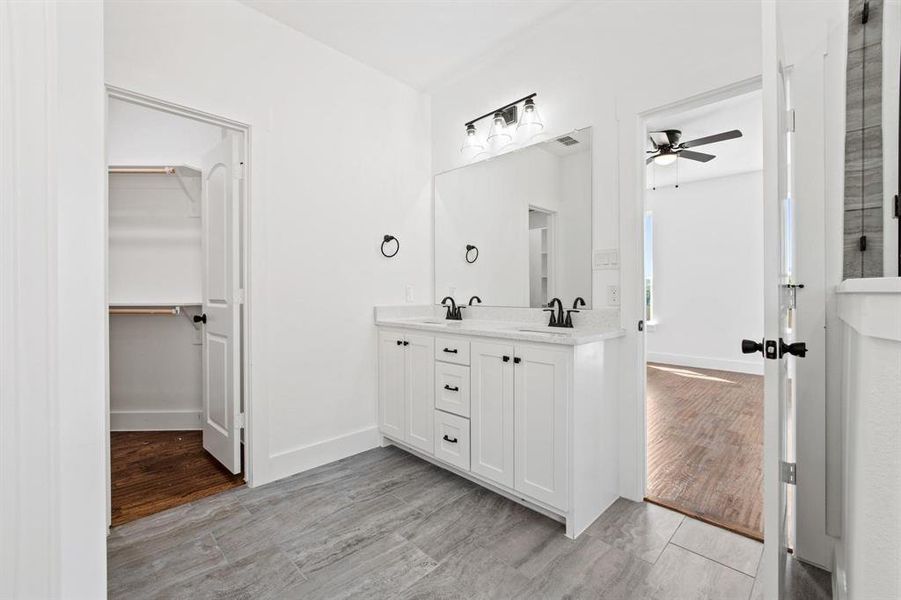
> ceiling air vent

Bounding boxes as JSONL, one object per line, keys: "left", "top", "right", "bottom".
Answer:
{"left": 556, "top": 135, "right": 579, "bottom": 146}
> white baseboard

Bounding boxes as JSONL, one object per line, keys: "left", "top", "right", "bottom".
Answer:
{"left": 263, "top": 426, "right": 380, "bottom": 486}
{"left": 646, "top": 352, "right": 764, "bottom": 375}
{"left": 110, "top": 409, "right": 202, "bottom": 431}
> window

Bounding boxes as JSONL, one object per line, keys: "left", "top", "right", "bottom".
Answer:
{"left": 644, "top": 211, "right": 654, "bottom": 322}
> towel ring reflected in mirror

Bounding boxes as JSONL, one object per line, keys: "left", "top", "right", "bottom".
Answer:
{"left": 381, "top": 234, "right": 399, "bottom": 258}
{"left": 465, "top": 244, "right": 479, "bottom": 264}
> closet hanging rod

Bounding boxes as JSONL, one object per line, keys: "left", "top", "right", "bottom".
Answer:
{"left": 109, "top": 306, "right": 182, "bottom": 316}
{"left": 108, "top": 166, "right": 176, "bottom": 175}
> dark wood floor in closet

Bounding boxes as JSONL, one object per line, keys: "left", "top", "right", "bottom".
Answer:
{"left": 110, "top": 431, "right": 244, "bottom": 526}
{"left": 646, "top": 363, "right": 764, "bottom": 540}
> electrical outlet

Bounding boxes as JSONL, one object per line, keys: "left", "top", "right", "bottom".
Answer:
{"left": 405, "top": 284, "right": 414, "bottom": 303}
{"left": 607, "top": 285, "right": 620, "bottom": 306}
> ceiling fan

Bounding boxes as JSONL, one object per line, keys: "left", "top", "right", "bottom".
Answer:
{"left": 646, "top": 129, "right": 743, "bottom": 166}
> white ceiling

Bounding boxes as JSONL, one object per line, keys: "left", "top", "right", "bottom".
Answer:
{"left": 645, "top": 89, "right": 763, "bottom": 188}
{"left": 238, "top": 0, "right": 575, "bottom": 91}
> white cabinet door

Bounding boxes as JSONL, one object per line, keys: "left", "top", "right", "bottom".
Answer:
{"left": 404, "top": 333, "right": 435, "bottom": 454}
{"left": 514, "top": 344, "right": 569, "bottom": 509}
{"left": 378, "top": 330, "right": 405, "bottom": 440}
{"left": 470, "top": 341, "right": 515, "bottom": 488}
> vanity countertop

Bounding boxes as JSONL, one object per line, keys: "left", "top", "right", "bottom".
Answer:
{"left": 375, "top": 316, "right": 625, "bottom": 346}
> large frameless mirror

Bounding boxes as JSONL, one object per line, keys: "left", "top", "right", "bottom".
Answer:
{"left": 434, "top": 127, "right": 593, "bottom": 308}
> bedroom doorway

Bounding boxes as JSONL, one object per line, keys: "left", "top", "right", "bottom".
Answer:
{"left": 642, "top": 86, "right": 766, "bottom": 540}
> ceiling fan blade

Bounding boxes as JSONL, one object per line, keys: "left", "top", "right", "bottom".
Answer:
{"left": 679, "top": 150, "right": 716, "bottom": 162}
{"left": 649, "top": 131, "right": 670, "bottom": 147}
{"left": 680, "top": 129, "right": 742, "bottom": 148}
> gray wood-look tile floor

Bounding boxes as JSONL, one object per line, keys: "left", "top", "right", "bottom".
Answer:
{"left": 108, "top": 446, "right": 832, "bottom": 599}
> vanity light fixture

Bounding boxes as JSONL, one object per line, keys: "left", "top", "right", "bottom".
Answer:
{"left": 460, "top": 92, "right": 539, "bottom": 154}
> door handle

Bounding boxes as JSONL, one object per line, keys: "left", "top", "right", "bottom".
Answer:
{"left": 443, "top": 384, "right": 459, "bottom": 392}
{"left": 194, "top": 313, "right": 207, "bottom": 324}
{"left": 780, "top": 339, "right": 808, "bottom": 358}
{"left": 741, "top": 339, "right": 763, "bottom": 355}
{"left": 442, "top": 434, "right": 458, "bottom": 444}
{"left": 741, "top": 338, "right": 778, "bottom": 360}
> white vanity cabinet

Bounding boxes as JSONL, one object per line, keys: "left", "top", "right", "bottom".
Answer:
{"left": 377, "top": 329, "right": 434, "bottom": 455}
{"left": 376, "top": 322, "right": 621, "bottom": 539}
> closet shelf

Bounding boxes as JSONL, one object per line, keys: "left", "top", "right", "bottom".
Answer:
{"left": 108, "top": 165, "right": 201, "bottom": 176}
{"left": 108, "top": 300, "right": 202, "bottom": 308}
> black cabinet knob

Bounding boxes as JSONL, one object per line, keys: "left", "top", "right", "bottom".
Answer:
{"left": 502, "top": 355, "right": 510, "bottom": 362}
{"left": 513, "top": 357, "right": 521, "bottom": 364}
{"left": 403, "top": 341, "right": 409, "bottom": 346}
{"left": 396, "top": 340, "right": 403, "bottom": 346}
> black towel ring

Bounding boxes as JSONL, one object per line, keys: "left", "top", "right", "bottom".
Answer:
{"left": 381, "top": 235, "right": 399, "bottom": 258}
{"left": 465, "top": 244, "right": 479, "bottom": 264}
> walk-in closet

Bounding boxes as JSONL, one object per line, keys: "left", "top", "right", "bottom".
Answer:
{"left": 107, "top": 96, "right": 247, "bottom": 525}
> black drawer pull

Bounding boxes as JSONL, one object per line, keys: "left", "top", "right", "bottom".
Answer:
{"left": 513, "top": 357, "right": 521, "bottom": 364}
{"left": 443, "top": 384, "right": 459, "bottom": 392}
{"left": 396, "top": 340, "right": 403, "bottom": 346}
{"left": 403, "top": 341, "right": 409, "bottom": 346}
{"left": 443, "top": 347, "right": 458, "bottom": 354}
{"left": 442, "top": 434, "right": 458, "bottom": 444}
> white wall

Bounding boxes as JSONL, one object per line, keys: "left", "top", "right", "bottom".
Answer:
{"left": 104, "top": 0, "right": 433, "bottom": 484}
{"left": 1, "top": 1, "right": 107, "bottom": 597}
{"left": 645, "top": 171, "right": 765, "bottom": 375}
{"left": 429, "top": 0, "right": 763, "bottom": 500}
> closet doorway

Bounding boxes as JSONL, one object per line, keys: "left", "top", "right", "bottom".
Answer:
{"left": 106, "top": 89, "right": 250, "bottom": 526}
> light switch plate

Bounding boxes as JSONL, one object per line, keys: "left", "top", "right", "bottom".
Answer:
{"left": 593, "top": 249, "right": 619, "bottom": 270}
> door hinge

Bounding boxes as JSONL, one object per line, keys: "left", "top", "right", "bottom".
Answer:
{"left": 236, "top": 413, "right": 246, "bottom": 429}
{"left": 236, "top": 288, "right": 246, "bottom": 304}
{"left": 859, "top": 235, "right": 868, "bottom": 251}
{"left": 785, "top": 109, "right": 796, "bottom": 133}
{"left": 781, "top": 461, "right": 797, "bottom": 485}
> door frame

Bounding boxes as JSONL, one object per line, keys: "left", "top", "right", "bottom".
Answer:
{"left": 103, "top": 86, "right": 254, "bottom": 528}
{"left": 631, "top": 75, "right": 763, "bottom": 503}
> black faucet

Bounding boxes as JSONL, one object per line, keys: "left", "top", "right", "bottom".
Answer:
{"left": 441, "top": 296, "right": 462, "bottom": 320}
{"left": 545, "top": 297, "right": 571, "bottom": 328}
{"left": 565, "top": 297, "right": 586, "bottom": 328}
{"left": 468, "top": 296, "right": 482, "bottom": 306}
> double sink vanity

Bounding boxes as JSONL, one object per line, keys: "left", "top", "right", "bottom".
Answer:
{"left": 375, "top": 306, "right": 623, "bottom": 538}
{"left": 374, "top": 126, "right": 623, "bottom": 538}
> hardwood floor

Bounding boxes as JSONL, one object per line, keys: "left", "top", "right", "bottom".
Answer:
{"left": 110, "top": 431, "right": 244, "bottom": 527}
{"left": 107, "top": 445, "right": 831, "bottom": 599}
{"left": 646, "top": 363, "right": 764, "bottom": 540}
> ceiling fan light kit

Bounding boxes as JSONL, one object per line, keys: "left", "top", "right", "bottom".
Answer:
{"left": 460, "top": 93, "right": 545, "bottom": 158}
{"left": 645, "top": 128, "right": 743, "bottom": 166}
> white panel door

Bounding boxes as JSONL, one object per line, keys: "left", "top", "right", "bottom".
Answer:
{"left": 404, "top": 332, "right": 435, "bottom": 454}
{"left": 513, "top": 345, "right": 568, "bottom": 509}
{"left": 200, "top": 134, "right": 242, "bottom": 473}
{"left": 470, "top": 341, "right": 515, "bottom": 488}
{"left": 378, "top": 330, "right": 405, "bottom": 440}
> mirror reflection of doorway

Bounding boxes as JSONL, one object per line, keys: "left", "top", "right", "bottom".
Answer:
{"left": 528, "top": 207, "right": 555, "bottom": 308}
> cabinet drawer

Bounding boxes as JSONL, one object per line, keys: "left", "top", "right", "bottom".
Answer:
{"left": 435, "top": 337, "right": 470, "bottom": 365}
{"left": 435, "top": 362, "right": 470, "bottom": 418}
{"left": 434, "top": 410, "right": 470, "bottom": 471}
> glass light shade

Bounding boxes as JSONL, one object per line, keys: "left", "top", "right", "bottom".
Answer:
{"left": 653, "top": 152, "right": 678, "bottom": 166}
{"left": 460, "top": 124, "right": 484, "bottom": 155}
{"left": 486, "top": 112, "right": 512, "bottom": 145}
{"left": 517, "top": 98, "right": 544, "bottom": 136}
